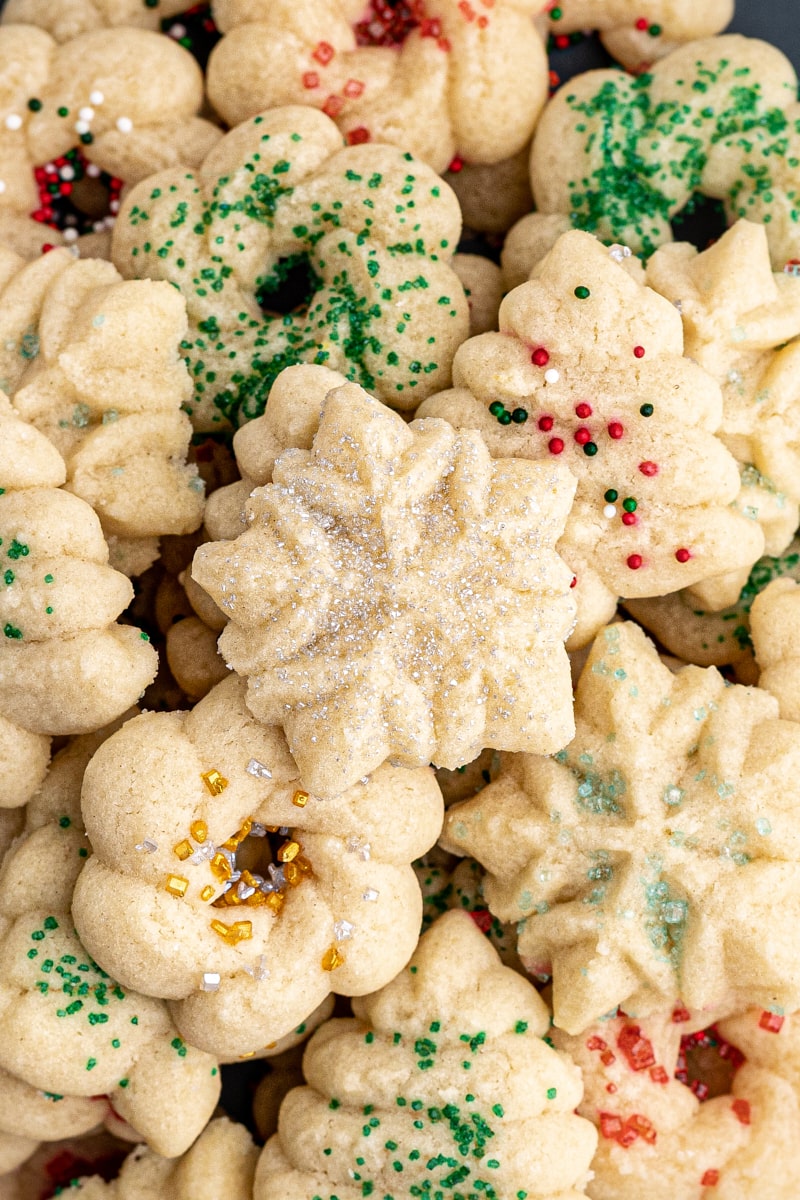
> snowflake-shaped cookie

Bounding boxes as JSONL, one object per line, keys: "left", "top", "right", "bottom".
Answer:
{"left": 193, "top": 381, "right": 577, "bottom": 798}
{"left": 441, "top": 620, "right": 800, "bottom": 1035}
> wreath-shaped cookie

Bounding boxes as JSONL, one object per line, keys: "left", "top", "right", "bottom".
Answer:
{"left": 111, "top": 105, "right": 469, "bottom": 430}
{"left": 530, "top": 35, "right": 800, "bottom": 268}
{"left": 207, "top": 0, "right": 548, "bottom": 174}
{"left": 0, "top": 726, "right": 222, "bottom": 1159}
{"left": 72, "top": 674, "right": 444, "bottom": 1059}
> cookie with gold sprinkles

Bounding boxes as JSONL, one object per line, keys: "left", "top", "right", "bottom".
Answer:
{"left": 253, "top": 910, "right": 598, "bottom": 1199}
{"left": 111, "top": 105, "right": 469, "bottom": 430}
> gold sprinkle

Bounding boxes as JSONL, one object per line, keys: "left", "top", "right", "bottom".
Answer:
{"left": 239, "top": 1050, "right": 256, "bottom": 1059}
{"left": 321, "top": 945, "right": 345, "bottom": 972}
{"left": 165, "top": 875, "right": 189, "bottom": 899}
{"left": 173, "top": 839, "right": 192, "bottom": 861}
{"left": 209, "top": 918, "right": 252, "bottom": 944}
{"left": 200, "top": 885, "right": 215, "bottom": 903}
{"left": 241, "top": 870, "right": 258, "bottom": 887}
{"left": 210, "top": 853, "right": 232, "bottom": 882}
{"left": 264, "top": 891, "right": 285, "bottom": 914}
{"left": 191, "top": 819, "right": 208, "bottom": 843}
{"left": 283, "top": 862, "right": 301, "bottom": 886}
{"left": 201, "top": 769, "right": 228, "bottom": 796}
{"left": 264, "top": 1041, "right": 277, "bottom": 1050}
{"left": 292, "top": 789, "right": 309, "bottom": 808}
{"left": 278, "top": 839, "right": 301, "bottom": 863}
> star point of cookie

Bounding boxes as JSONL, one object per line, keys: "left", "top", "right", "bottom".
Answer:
{"left": 193, "top": 382, "right": 578, "bottom": 798}
{"left": 442, "top": 620, "right": 800, "bottom": 1035}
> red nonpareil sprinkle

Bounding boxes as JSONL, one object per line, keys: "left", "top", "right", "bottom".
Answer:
{"left": 649, "top": 1065, "right": 669, "bottom": 1085}
{"left": 347, "top": 127, "right": 371, "bottom": 145}
{"left": 635, "top": 16, "right": 649, "bottom": 29}
{"left": 538, "top": 415, "right": 554, "bottom": 431}
{"left": 574, "top": 427, "right": 591, "bottom": 445}
{"left": 732, "top": 1099, "right": 751, "bottom": 1125}
{"left": 531, "top": 346, "right": 550, "bottom": 366}
{"left": 548, "top": 437, "right": 564, "bottom": 455}
{"left": 575, "top": 402, "right": 592, "bottom": 418}
{"left": 303, "top": 71, "right": 319, "bottom": 89}
{"left": 633, "top": 345, "right": 646, "bottom": 358}
{"left": 477, "top": 15, "right": 488, "bottom": 27}
{"left": 323, "top": 95, "right": 344, "bottom": 117}
{"left": 599, "top": 1112, "right": 623, "bottom": 1140}
{"left": 702, "top": 1170, "right": 720, "bottom": 1187}
{"left": 621, "top": 512, "right": 637, "bottom": 526}
{"left": 554, "top": 33, "right": 570, "bottom": 48}
{"left": 627, "top": 554, "right": 643, "bottom": 570}
{"left": 638, "top": 460, "right": 658, "bottom": 476}
{"left": 606, "top": 1082, "right": 617, "bottom": 1093}
{"left": 672, "top": 1005, "right": 691, "bottom": 1023}
{"left": 607, "top": 421, "right": 624, "bottom": 439}
{"left": 759, "top": 1011, "right": 785, "bottom": 1033}
{"left": 344, "top": 78, "right": 365, "bottom": 98}
{"left": 469, "top": 909, "right": 492, "bottom": 933}
{"left": 675, "top": 547, "right": 691, "bottom": 562}
{"left": 617, "top": 1025, "right": 656, "bottom": 1071}
{"left": 41, "top": 243, "right": 55, "bottom": 253}
{"left": 448, "top": 156, "right": 464, "bottom": 173}
{"left": 313, "top": 40, "right": 335, "bottom": 64}
{"left": 549, "top": 69, "right": 560, "bottom": 91}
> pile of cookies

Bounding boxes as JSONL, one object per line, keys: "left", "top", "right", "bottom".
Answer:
{"left": 0, "top": 0, "right": 799, "bottom": 1196}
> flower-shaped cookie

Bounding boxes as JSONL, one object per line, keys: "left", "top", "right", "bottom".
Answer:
{"left": 1, "top": 0, "right": 188, "bottom": 41}
{"left": 111, "top": 105, "right": 469, "bottom": 430}
{"left": 59, "top": 1118, "right": 258, "bottom": 1199}
{"left": 193, "top": 381, "right": 577, "bottom": 797}
{"left": 72, "top": 674, "right": 444, "bottom": 1059}
{"left": 207, "top": 0, "right": 548, "bottom": 174}
{"left": 254, "top": 910, "right": 598, "bottom": 1199}
{"left": 441, "top": 620, "right": 800, "bottom": 1035}
{"left": 540, "top": 0, "right": 733, "bottom": 70}
{"left": 417, "top": 231, "right": 764, "bottom": 646}
{"left": 0, "top": 25, "right": 220, "bottom": 227}
{"left": 0, "top": 725, "right": 221, "bottom": 1158}
{"left": 0, "top": 245, "right": 204, "bottom": 561}
{"left": 553, "top": 1008, "right": 800, "bottom": 1198}
{"left": 718, "top": 1008, "right": 800, "bottom": 1111}
{"left": 0, "top": 396, "right": 156, "bottom": 748}
{"left": 530, "top": 35, "right": 800, "bottom": 268}
{"left": 749, "top": 577, "right": 800, "bottom": 723}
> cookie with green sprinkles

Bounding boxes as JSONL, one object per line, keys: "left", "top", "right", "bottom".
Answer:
{"left": 206, "top": 0, "right": 549, "bottom": 175}
{"left": 0, "top": 724, "right": 222, "bottom": 1158}
{"left": 539, "top": 0, "right": 733, "bottom": 72}
{"left": 253, "top": 909, "right": 598, "bottom": 1199}
{"left": 72, "top": 673, "right": 443, "bottom": 1059}
{"left": 417, "top": 230, "right": 764, "bottom": 648}
{"left": 111, "top": 105, "right": 470, "bottom": 430}
{"left": 529, "top": 34, "right": 800, "bottom": 269}
{"left": 441, "top": 620, "right": 800, "bottom": 1036}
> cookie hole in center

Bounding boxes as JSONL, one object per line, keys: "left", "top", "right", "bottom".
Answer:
{"left": 212, "top": 819, "right": 313, "bottom": 915}
{"left": 669, "top": 193, "right": 728, "bottom": 250}
{"left": 255, "top": 253, "right": 321, "bottom": 317}
{"left": 31, "top": 148, "right": 123, "bottom": 243}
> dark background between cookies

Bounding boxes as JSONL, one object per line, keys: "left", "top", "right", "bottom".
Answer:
{"left": 0, "top": 0, "right": 796, "bottom": 1140}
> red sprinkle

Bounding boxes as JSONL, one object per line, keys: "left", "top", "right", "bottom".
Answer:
{"left": 303, "top": 71, "right": 319, "bottom": 89}
{"left": 633, "top": 345, "right": 646, "bottom": 358}
{"left": 635, "top": 17, "right": 649, "bottom": 29}
{"left": 672, "top": 1005, "right": 691, "bottom": 1024}
{"left": 600, "top": 1049, "right": 616, "bottom": 1066}
{"left": 586, "top": 1036, "right": 607, "bottom": 1052}
{"left": 675, "top": 547, "right": 691, "bottom": 563}
{"left": 537, "top": 415, "right": 554, "bottom": 431}
{"left": 702, "top": 1170, "right": 720, "bottom": 1187}
{"left": 574, "top": 427, "right": 591, "bottom": 445}
{"left": 617, "top": 1025, "right": 656, "bottom": 1071}
{"left": 323, "top": 95, "right": 344, "bottom": 117}
{"left": 468, "top": 909, "right": 492, "bottom": 933}
{"left": 649, "top": 1065, "right": 669, "bottom": 1085}
{"left": 732, "top": 1099, "right": 751, "bottom": 1125}
{"left": 575, "top": 402, "right": 592, "bottom": 418}
{"left": 627, "top": 1113, "right": 657, "bottom": 1145}
{"left": 606, "top": 1082, "right": 617, "bottom": 1093}
{"left": 531, "top": 346, "right": 550, "bottom": 367}
{"left": 554, "top": 33, "right": 570, "bottom": 47}
{"left": 599, "top": 1112, "right": 623, "bottom": 1140}
{"left": 627, "top": 554, "right": 643, "bottom": 570}
{"left": 313, "top": 40, "right": 335, "bottom": 64}
{"left": 448, "top": 156, "right": 464, "bottom": 173}
{"left": 569, "top": 575, "right": 577, "bottom": 588}
{"left": 346, "top": 126, "right": 371, "bottom": 144}
{"left": 638, "top": 460, "right": 658, "bottom": 476}
{"left": 343, "top": 78, "right": 365, "bottom": 98}
{"left": 607, "top": 421, "right": 624, "bottom": 439}
{"left": 759, "top": 1011, "right": 785, "bottom": 1033}
{"left": 548, "top": 437, "right": 564, "bottom": 455}
{"left": 621, "top": 512, "right": 637, "bottom": 526}
{"left": 41, "top": 243, "right": 55, "bottom": 253}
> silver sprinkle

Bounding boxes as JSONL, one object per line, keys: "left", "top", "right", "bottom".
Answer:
{"left": 201, "top": 971, "right": 221, "bottom": 992}
{"left": 362, "top": 888, "right": 379, "bottom": 902}
{"left": 237, "top": 882, "right": 256, "bottom": 900}
{"left": 189, "top": 842, "right": 215, "bottom": 865}
{"left": 249, "top": 822, "right": 267, "bottom": 838}
{"left": 333, "top": 919, "right": 355, "bottom": 941}
{"left": 135, "top": 839, "right": 158, "bottom": 853}
{"left": 246, "top": 758, "right": 272, "bottom": 779}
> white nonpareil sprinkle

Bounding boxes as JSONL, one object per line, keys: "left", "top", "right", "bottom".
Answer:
{"left": 362, "top": 888, "right": 379, "bottom": 902}
{"left": 78, "top": 106, "right": 95, "bottom": 121}
{"left": 74, "top": 120, "right": 90, "bottom": 135}
{"left": 544, "top": 368, "right": 560, "bottom": 384}
{"left": 89, "top": 90, "right": 104, "bottom": 105}
{"left": 603, "top": 505, "right": 617, "bottom": 519}
{"left": 201, "top": 972, "right": 221, "bottom": 992}
{"left": 62, "top": 228, "right": 78, "bottom": 242}
{"left": 86, "top": 163, "right": 101, "bottom": 177}
{"left": 116, "top": 116, "right": 133, "bottom": 133}
{"left": 333, "top": 919, "right": 355, "bottom": 941}
{"left": 60, "top": 166, "right": 75, "bottom": 181}
{"left": 4, "top": 115, "right": 22, "bottom": 131}
{"left": 135, "top": 838, "right": 158, "bottom": 853}
{"left": 246, "top": 758, "right": 272, "bottom": 779}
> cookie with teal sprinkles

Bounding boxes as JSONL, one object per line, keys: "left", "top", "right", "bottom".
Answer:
{"left": 529, "top": 34, "right": 800, "bottom": 269}
{"left": 111, "top": 105, "right": 469, "bottom": 430}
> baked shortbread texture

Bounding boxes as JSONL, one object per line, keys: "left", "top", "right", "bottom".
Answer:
{"left": 72, "top": 674, "right": 444, "bottom": 1058}
{"left": 193, "top": 380, "right": 577, "bottom": 798}
{"left": 0, "top": 725, "right": 221, "bottom": 1158}
{"left": 553, "top": 1008, "right": 800, "bottom": 1199}
{"left": 57, "top": 1118, "right": 258, "bottom": 1199}
{"left": 441, "top": 621, "right": 800, "bottom": 1034}
{"left": 749, "top": 577, "right": 800, "bottom": 723}
{"left": 417, "top": 231, "right": 763, "bottom": 646}
{"left": 0, "top": 396, "right": 155, "bottom": 760}
{"left": 529, "top": 35, "right": 800, "bottom": 268}
{"left": 254, "top": 910, "right": 598, "bottom": 1199}
{"left": 0, "top": 244, "right": 204, "bottom": 559}
{"left": 1, "top": 0, "right": 188, "bottom": 40}
{"left": 111, "top": 106, "right": 469, "bottom": 430}
{"left": 207, "top": 0, "right": 548, "bottom": 174}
